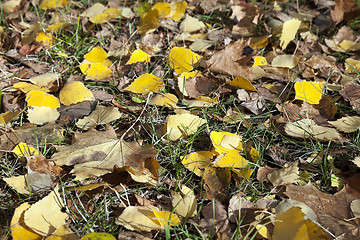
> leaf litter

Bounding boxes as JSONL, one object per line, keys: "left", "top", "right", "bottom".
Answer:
{"left": 1, "top": 0, "right": 360, "bottom": 239}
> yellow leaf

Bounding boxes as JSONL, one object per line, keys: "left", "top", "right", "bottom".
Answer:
{"left": 152, "top": 209, "right": 181, "bottom": 228}
{"left": 294, "top": 81, "right": 324, "bottom": 104}
{"left": 137, "top": 9, "right": 160, "bottom": 35}
{"left": 80, "top": 232, "right": 116, "bottom": 240}
{"left": 11, "top": 203, "right": 43, "bottom": 240}
{"left": 180, "top": 14, "right": 206, "bottom": 33}
{"left": 13, "top": 82, "right": 44, "bottom": 93}
{"left": 213, "top": 152, "right": 248, "bottom": 168}
{"left": 152, "top": 2, "right": 171, "bottom": 18}
{"left": 329, "top": 116, "right": 360, "bottom": 133}
{"left": 172, "top": 185, "right": 197, "bottom": 218}
{"left": 280, "top": 18, "right": 301, "bottom": 50}
{"left": 90, "top": 8, "right": 122, "bottom": 24}
{"left": 124, "top": 74, "right": 163, "bottom": 94}
{"left": 165, "top": 113, "right": 205, "bottom": 141}
{"left": 80, "top": 60, "right": 113, "bottom": 80}
{"left": 24, "top": 187, "right": 68, "bottom": 236}
{"left": 13, "top": 143, "right": 40, "bottom": 157}
{"left": 210, "top": 131, "right": 243, "bottom": 155}
{"left": 27, "top": 106, "right": 60, "bottom": 125}
{"left": 252, "top": 56, "right": 267, "bottom": 67}
{"left": 181, "top": 151, "right": 214, "bottom": 176}
{"left": 167, "top": 1, "right": 187, "bottom": 21}
{"left": 84, "top": 46, "right": 108, "bottom": 62}
{"left": 39, "top": 0, "right": 68, "bottom": 10}
{"left": 169, "top": 47, "right": 201, "bottom": 74}
{"left": 3, "top": 175, "right": 30, "bottom": 195}
{"left": 26, "top": 90, "right": 60, "bottom": 109}
{"left": 44, "top": 225, "right": 78, "bottom": 240}
{"left": 115, "top": 206, "right": 163, "bottom": 232}
{"left": 59, "top": 81, "right": 95, "bottom": 106}
{"left": 126, "top": 49, "right": 150, "bottom": 65}
{"left": 0, "top": 110, "right": 21, "bottom": 125}
{"left": 232, "top": 168, "right": 253, "bottom": 180}
{"left": 255, "top": 224, "right": 270, "bottom": 239}
{"left": 35, "top": 32, "right": 53, "bottom": 48}
{"left": 227, "top": 77, "right": 257, "bottom": 91}
{"left": 345, "top": 58, "right": 360, "bottom": 73}
{"left": 46, "top": 22, "right": 67, "bottom": 32}
{"left": 151, "top": 93, "right": 178, "bottom": 109}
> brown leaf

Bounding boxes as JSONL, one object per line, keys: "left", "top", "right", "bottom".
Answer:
{"left": 285, "top": 183, "right": 360, "bottom": 238}
{"left": 206, "top": 39, "right": 253, "bottom": 79}
{"left": 26, "top": 155, "right": 62, "bottom": 176}
{"left": 184, "top": 74, "right": 221, "bottom": 98}
{"left": 340, "top": 82, "right": 360, "bottom": 111}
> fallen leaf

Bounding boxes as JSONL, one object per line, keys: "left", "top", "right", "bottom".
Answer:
{"left": 80, "top": 47, "right": 113, "bottom": 80}
{"left": 137, "top": 9, "right": 160, "bottom": 35}
{"left": 177, "top": 70, "right": 202, "bottom": 96}
{"left": 39, "top": 0, "right": 68, "bottom": 10}
{"left": 59, "top": 81, "right": 95, "bottom": 106}
{"left": 152, "top": 209, "right": 181, "bottom": 228}
{"left": 271, "top": 55, "right": 299, "bottom": 68}
{"left": 252, "top": 56, "right": 267, "bottom": 67}
{"left": 123, "top": 74, "right": 163, "bottom": 94}
{"left": 339, "top": 82, "right": 360, "bottom": 110}
{"left": 80, "top": 232, "right": 116, "bottom": 240}
{"left": 126, "top": 49, "right": 150, "bottom": 65}
{"left": 207, "top": 39, "right": 253, "bottom": 79}
{"left": 329, "top": 116, "right": 360, "bottom": 133}
{"left": 203, "top": 166, "right": 231, "bottom": 200}
{"left": 12, "top": 143, "right": 40, "bottom": 157}
{"left": 35, "top": 32, "right": 53, "bottom": 48}
{"left": 227, "top": 77, "right": 257, "bottom": 91}
{"left": 165, "top": 113, "right": 205, "bottom": 141}
{"left": 51, "top": 126, "right": 158, "bottom": 182}
{"left": 210, "top": 131, "right": 243, "bottom": 154}
{"left": 10, "top": 203, "right": 42, "bottom": 239}
{"left": 280, "top": 18, "right": 301, "bottom": 50}
{"left": 26, "top": 90, "right": 60, "bottom": 109}
{"left": 3, "top": 176, "right": 30, "bottom": 195}
{"left": 181, "top": 151, "right": 214, "bottom": 176}
{"left": 115, "top": 205, "right": 178, "bottom": 232}
{"left": 151, "top": 93, "right": 178, "bottom": 109}
{"left": 212, "top": 152, "right": 248, "bottom": 169}
{"left": 172, "top": 185, "right": 197, "bottom": 218}
{"left": 180, "top": 14, "right": 206, "bottom": 33}
{"left": 294, "top": 81, "right": 324, "bottom": 104}
{"left": 267, "top": 161, "right": 299, "bottom": 186}
{"left": 27, "top": 106, "right": 60, "bottom": 125}
{"left": 169, "top": 47, "right": 201, "bottom": 74}
{"left": 345, "top": 58, "right": 360, "bottom": 73}
{"left": 76, "top": 104, "right": 122, "bottom": 130}
{"left": 284, "top": 119, "right": 342, "bottom": 141}
{"left": 23, "top": 187, "right": 68, "bottom": 236}
{"left": 29, "top": 72, "right": 61, "bottom": 92}
{"left": 0, "top": 110, "right": 21, "bottom": 125}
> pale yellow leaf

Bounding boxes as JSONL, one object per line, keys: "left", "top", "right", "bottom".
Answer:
{"left": 27, "top": 106, "right": 60, "bottom": 125}
{"left": 268, "top": 161, "right": 299, "bottom": 186}
{"left": 151, "top": 93, "right": 178, "bottom": 109}
{"left": 210, "top": 131, "right": 243, "bottom": 154}
{"left": 11, "top": 203, "right": 42, "bottom": 240}
{"left": 180, "top": 14, "right": 206, "bottom": 33}
{"left": 3, "top": 176, "right": 30, "bottom": 195}
{"left": 280, "top": 18, "right": 301, "bottom": 50}
{"left": 329, "top": 116, "right": 360, "bottom": 133}
{"left": 271, "top": 55, "right": 299, "bottom": 68}
{"left": 165, "top": 113, "right": 205, "bottom": 141}
{"left": 172, "top": 185, "right": 197, "bottom": 218}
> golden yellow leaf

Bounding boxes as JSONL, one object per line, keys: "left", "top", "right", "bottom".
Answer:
{"left": 11, "top": 203, "right": 43, "bottom": 240}
{"left": 172, "top": 185, "right": 197, "bottom": 218}
{"left": 210, "top": 131, "right": 243, "bottom": 155}
{"left": 46, "top": 22, "right": 67, "bottom": 32}
{"left": 151, "top": 93, "right": 178, "bottom": 109}
{"left": 165, "top": 113, "right": 205, "bottom": 141}
{"left": 232, "top": 168, "right": 253, "bottom": 180}
{"left": 13, "top": 82, "right": 43, "bottom": 93}
{"left": 59, "top": 81, "right": 95, "bottom": 106}
{"left": 213, "top": 152, "right": 248, "bottom": 168}
{"left": 280, "top": 18, "right": 301, "bottom": 50}
{"left": 26, "top": 90, "right": 60, "bottom": 109}
{"left": 294, "top": 81, "right": 324, "bottom": 104}
{"left": 39, "top": 0, "right": 68, "bottom": 10}
{"left": 115, "top": 206, "right": 163, "bottom": 232}
{"left": 27, "top": 106, "right": 60, "bottom": 125}
{"left": 152, "top": 2, "right": 171, "bottom": 18}
{"left": 152, "top": 209, "right": 181, "bottom": 228}
{"left": 24, "top": 187, "right": 68, "bottom": 236}
{"left": 85, "top": 46, "right": 108, "bottom": 62}
{"left": 0, "top": 110, "right": 21, "bottom": 125}
{"left": 183, "top": 96, "right": 218, "bottom": 108}
{"left": 124, "top": 74, "right": 163, "bottom": 94}
{"left": 126, "top": 49, "right": 150, "bottom": 65}
{"left": 137, "top": 9, "right": 160, "bottom": 35}
{"left": 169, "top": 47, "right": 201, "bottom": 74}
{"left": 80, "top": 60, "right": 113, "bottom": 80}
{"left": 345, "top": 58, "right": 360, "bottom": 73}
{"left": 35, "top": 32, "right": 53, "bottom": 48}
{"left": 227, "top": 77, "right": 257, "bottom": 91}
{"left": 181, "top": 151, "right": 214, "bottom": 176}
{"left": 13, "top": 143, "right": 40, "bottom": 157}
{"left": 255, "top": 224, "right": 270, "bottom": 239}
{"left": 252, "top": 56, "right": 267, "bottom": 67}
